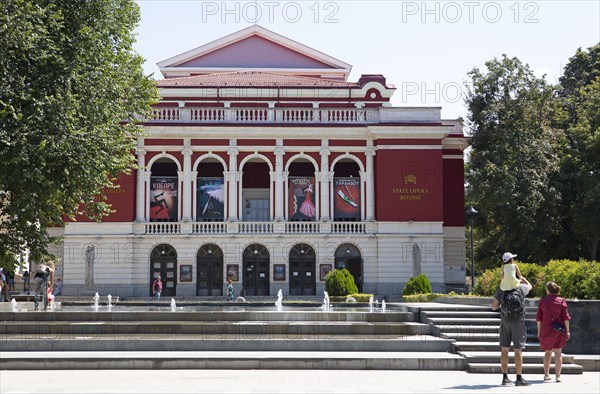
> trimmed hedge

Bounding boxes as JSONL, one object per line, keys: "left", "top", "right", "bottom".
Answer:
{"left": 403, "top": 293, "right": 445, "bottom": 302}
{"left": 474, "top": 259, "right": 600, "bottom": 299}
{"left": 402, "top": 274, "right": 433, "bottom": 296}
{"left": 325, "top": 268, "right": 358, "bottom": 296}
{"left": 330, "top": 293, "right": 374, "bottom": 303}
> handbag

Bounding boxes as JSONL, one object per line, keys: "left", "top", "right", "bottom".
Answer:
{"left": 551, "top": 320, "right": 567, "bottom": 334}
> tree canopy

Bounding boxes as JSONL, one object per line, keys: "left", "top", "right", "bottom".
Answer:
{"left": 466, "top": 44, "right": 600, "bottom": 267}
{"left": 0, "top": 0, "right": 158, "bottom": 262}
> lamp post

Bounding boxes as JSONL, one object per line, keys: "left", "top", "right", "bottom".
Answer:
{"left": 466, "top": 206, "right": 478, "bottom": 289}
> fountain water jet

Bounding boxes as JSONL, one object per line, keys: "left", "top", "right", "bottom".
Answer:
{"left": 321, "top": 291, "right": 331, "bottom": 311}
{"left": 381, "top": 299, "right": 387, "bottom": 313}
{"left": 368, "top": 296, "right": 374, "bottom": 313}
{"left": 93, "top": 292, "right": 100, "bottom": 311}
{"left": 11, "top": 298, "right": 17, "bottom": 312}
{"left": 170, "top": 298, "right": 177, "bottom": 311}
{"left": 107, "top": 294, "right": 113, "bottom": 308}
{"left": 275, "top": 289, "right": 283, "bottom": 311}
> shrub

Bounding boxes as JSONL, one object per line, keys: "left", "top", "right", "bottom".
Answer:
{"left": 473, "top": 267, "right": 501, "bottom": 296}
{"left": 325, "top": 268, "right": 358, "bottom": 296}
{"left": 329, "top": 293, "right": 374, "bottom": 303}
{"left": 402, "top": 274, "right": 432, "bottom": 296}
{"left": 474, "top": 259, "right": 600, "bottom": 300}
{"left": 403, "top": 293, "right": 445, "bottom": 302}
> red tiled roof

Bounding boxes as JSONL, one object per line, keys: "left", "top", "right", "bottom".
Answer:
{"left": 156, "top": 71, "right": 359, "bottom": 88}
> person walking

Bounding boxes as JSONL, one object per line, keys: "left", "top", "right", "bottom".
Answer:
{"left": 491, "top": 274, "right": 533, "bottom": 386}
{"left": 23, "top": 269, "right": 30, "bottom": 294}
{"left": 226, "top": 278, "right": 234, "bottom": 301}
{"left": 152, "top": 276, "right": 163, "bottom": 301}
{"left": 0, "top": 268, "right": 9, "bottom": 302}
{"left": 537, "top": 281, "right": 571, "bottom": 382}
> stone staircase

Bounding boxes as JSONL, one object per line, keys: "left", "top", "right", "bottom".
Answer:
{"left": 0, "top": 302, "right": 464, "bottom": 370}
{"left": 414, "top": 303, "right": 584, "bottom": 374}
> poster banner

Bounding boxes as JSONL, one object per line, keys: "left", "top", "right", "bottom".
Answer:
{"left": 150, "top": 177, "right": 178, "bottom": 221}
{"left": 334, "top": 177, "right": 361, "bottom": 220}
{"left": 288, "top": 177, "right": 316, "bottom": 220}
{"left": 197, "top": 177, "right": 225, "bottom": 220}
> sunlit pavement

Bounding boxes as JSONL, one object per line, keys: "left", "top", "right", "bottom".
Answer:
{"left": 1, "top": 369, "right": 599, "bottom": 393}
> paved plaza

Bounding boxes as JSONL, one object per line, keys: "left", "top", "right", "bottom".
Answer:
{"left": 1, "top": 369, "right": 599, "bottom": 393}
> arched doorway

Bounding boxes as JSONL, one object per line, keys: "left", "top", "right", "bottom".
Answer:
{"left": 196, "top": 244, "right": 224, "bottom": 296}
{"left": 289, "top": 243, "right": 316, "bottom": 295}
{"left": 335, "top": 244, "right": 362, "bottom": 292}
{"left": 242, "top": 244, "right": 270, "bottom": 296}
{"left": 241, "top": 160, "right": 271, "bottom": 222}
{"left": 150, "top": 244, "right": 177, "bottom": 297}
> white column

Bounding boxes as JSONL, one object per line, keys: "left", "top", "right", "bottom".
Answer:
{"left": 319, "top": 147, "right": 331, "bottom": 221}
{"left": 182, "top": 145, "right": 193, "bottom": 222}
{"left": 135, "top": 146, "right": 146, "bottom": 222}
{"left": 227, "top": 147, "right": 239, "bottom": 221}
{"left": 144, "top": 171, "right": 151, "bottom": 221}
{"left": 274, "top": 147, "right": 285, "bottom": 221}
{"left": 365, "top": 148, "right": 376, "bottom": 221}
{"left": 177, "top": 170, "right": 184, "bottom": 221}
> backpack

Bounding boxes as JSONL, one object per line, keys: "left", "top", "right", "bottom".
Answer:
{"left": 501, "top": 289, "right": 524, "bottom": 320}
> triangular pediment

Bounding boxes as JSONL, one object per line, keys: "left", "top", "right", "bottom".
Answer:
{"left": 158, "top": 25, "right": 351, "bottom": 80}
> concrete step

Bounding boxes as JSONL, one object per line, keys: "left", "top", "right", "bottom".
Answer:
{"left": 421, "top": 311, "right": 500, "bottom": 319}
{"left": 442, "top": 332, "right": 500, "bottom": 342}
{"left": 466, "top": 362, "right": 583, "bottom": 374}
{"left": 457, "top": 351, "right": 577, "bottom": 364}
{"left": 436, "top": 325, "right": 499, "bottom": 333}
{"left": 454, "top": 341, "right": 541, "bottom": 352}
{"left": 0, "top": 351, "right": 466, "bottom": 370}
{"left": 425, "top": 317, "right": 501, "bottom": 326}
{"left": 0, "top": 334, "right": 453, "bottom": 352}
{"left": 404, "top": 303, "right": 493, "bottom": 312}
{"left": 0, "top": 310, "right": 416, "bottom": 323}
{"left": 0, "top": 321, "right": 430, "bottom": 336}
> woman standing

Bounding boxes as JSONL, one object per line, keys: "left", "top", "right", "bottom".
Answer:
{"left": 536, "top": 282, "right": 571, "bottom": 382}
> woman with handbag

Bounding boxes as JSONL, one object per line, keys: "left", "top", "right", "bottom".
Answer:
{"left": 536, "top": 281, "right": 571, "bottom": 382}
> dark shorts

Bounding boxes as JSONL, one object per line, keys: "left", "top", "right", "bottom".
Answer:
{"left": 499, "top": 318, "right": 527, "bottom": 349}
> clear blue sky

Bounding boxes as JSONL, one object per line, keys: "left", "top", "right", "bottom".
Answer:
{"left": 133, "top": 0, "right": 599, "bottom": 120}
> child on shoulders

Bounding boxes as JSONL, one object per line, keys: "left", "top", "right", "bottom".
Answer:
{"left": 500, "top": 252, "right": 522, "bottom": 291}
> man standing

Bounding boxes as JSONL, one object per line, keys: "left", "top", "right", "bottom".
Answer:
{"left": 33, "top": 265, "right": 52, "bottom": 311}
{"left": 492, "top": 273, "right": 533, "bottom": 386}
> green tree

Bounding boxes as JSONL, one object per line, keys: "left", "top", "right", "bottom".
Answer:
{"left": 0, "top": 0, "right": 158, "bottom": 260}
{"left": 552, "top": 44, "right": 600, "bottom": 260}
{"left": 465, "top": 55, "right": 560, "bottom": 263}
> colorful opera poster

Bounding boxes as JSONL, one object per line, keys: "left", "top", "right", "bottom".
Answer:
{"left": 150, "top": 177, "right": 178, "bottom": 221}
{"left": 197, "top": 177, "right": 225, "bottom": 220}
{"left": 288, "top": 177, "right": 316, "bottom": 220}
{"left": 334, "top": 178, "right": 361, "bottom": 220}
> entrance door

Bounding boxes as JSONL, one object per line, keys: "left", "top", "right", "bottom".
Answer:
{"left": 150, "top": 244, "right": 177, "bottom": 297}
{"left": 197, "top": 244, "right": 223, "bottom": 296}
{"left": 334, "top": 244, "right": 363, "bottom": 292}
{"left": 242, "top": 244, "right": 270, "bottom": 296}
{"left": 289, "top": 243, "right": 316, "bottom": 295}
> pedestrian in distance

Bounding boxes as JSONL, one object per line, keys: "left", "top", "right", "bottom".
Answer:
{"left": 33, "top": 265, "right": 53, "bottom": 311}
{"left": 492, "top": 272, "right": 533, "bottom": 387}
{"left": 23, "top": 269, "right": 30, "bottom": 294}
{"left": 226, "top": 278, "right": 234, "bottom": 301}
{"left": 537, "top": 281, "right": 571, "bottom": 382}
{"left": 153, "top": 275, "right": 163, "bottom": 301}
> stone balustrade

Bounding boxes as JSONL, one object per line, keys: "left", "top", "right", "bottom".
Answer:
{"left": 149, "top": 107, "right": 381, "bottom": 124}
